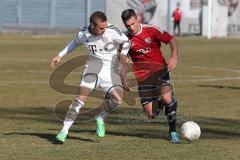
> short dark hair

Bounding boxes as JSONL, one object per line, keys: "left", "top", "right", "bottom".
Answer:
{"left": 90, "top": 11, "right": 107, "bottom": 25}
{"left": 121, "top": 9, "right": 137, "bottom": 22}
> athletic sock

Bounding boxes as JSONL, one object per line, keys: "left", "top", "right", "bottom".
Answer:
{"left": 61, "top": 98, "right": 84, "bottom": 133}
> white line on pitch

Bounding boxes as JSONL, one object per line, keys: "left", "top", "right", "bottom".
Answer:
{"left": 190, "top": 66, "right": 240, "bottom": 73}
{"left": 0, "top": 70, "right": 81, "bottom": 74}
{"left": 0, "top": 81, "right": 78, "bottom": 84}
{"left": 176, "top": 77, "right": 240, "bottom": 82}
{"left": 172, "top": 75, "right": 213, "bottom": 78}
{"left": 0, "top": 58, "right": 49, "bottom": 62}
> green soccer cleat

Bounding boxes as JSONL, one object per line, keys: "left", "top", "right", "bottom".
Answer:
{"left": 96, "top": 117, "right": 105, "bottom": 138}
{"left": 55, "top": 131, "right": 68, "bottom": 144}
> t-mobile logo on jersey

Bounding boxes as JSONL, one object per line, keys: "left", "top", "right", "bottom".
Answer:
{"left": 88, "top": 45, "right": 97, "bottom": 54}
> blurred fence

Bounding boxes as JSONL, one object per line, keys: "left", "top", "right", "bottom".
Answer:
{"left": 0, "top": 0, "right": 239, "bottom": 36}
{"left": 0, "top": 0, "right": 106, "bottom": 34}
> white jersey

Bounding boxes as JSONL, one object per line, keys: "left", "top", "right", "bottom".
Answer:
{"left": 58, "top": 23, "right": 130, "bottom": 68}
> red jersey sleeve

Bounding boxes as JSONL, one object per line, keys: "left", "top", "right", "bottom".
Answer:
{"left": 150, "top": 26, "right": 173, "bottom": 44}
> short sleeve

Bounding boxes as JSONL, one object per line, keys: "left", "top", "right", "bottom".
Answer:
{"left": 108, "top": 25, "right": 129, "bottom": 44}
{"left": 74, "top": 31, "right": 85, "bottom": 44}
{"left": 150, "top": 26, "right": 173, "bottom": 44}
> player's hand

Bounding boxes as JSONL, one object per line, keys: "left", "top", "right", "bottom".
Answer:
{"left": 51, "top": 55, "right": 61, "bottom": 69}
{"left": 167, "top": 57, "right": 177, "bottom": 71}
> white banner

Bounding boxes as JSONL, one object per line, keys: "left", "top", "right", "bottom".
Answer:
{"left": 106, "top": 0, "right": 240, "bottom": 36}
{"left": 106, "top": 0, "right": 167, "bottom": 30}
{"left": 221, "top": 0, "right": 240, "bottom": 36}
{"left": 106, "top": 0, "right": 202, "bottom": 34}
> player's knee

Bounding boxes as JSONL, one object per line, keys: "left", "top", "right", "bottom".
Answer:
{"left": 66, "top": 98, "right": 84, "bottom": 121}
{"left": 80, "top": 73, "right": 98, "bottom": 91}
{"left": 108, "top": 93, "right": 123, "bottom": 105}
{"left": 143, "top": 103, "right": 158, "bottom": 119}
{"left": 108, "top": 87, "right": 124, "bottom": 104}
{"left": 104, "top": 99, "right": 119, "bottom": 114}
{"left": 69, "top": 98, "right": 84, "bottom": 113}
{"left": 164, "top": 97, "right": 178, "bottom": 122}
{"left": 81, "top": 83, "right": 96, "bottom": 91}
{"left": 112, "top": 96, "right": 123, "bottom": 104}
{"left": 161, "top": 95, "right": 172, "bottom": 105}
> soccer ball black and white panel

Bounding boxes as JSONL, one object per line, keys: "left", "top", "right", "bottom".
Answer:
{"left": 181, "top": 121, "right": 201, "bottom": 141}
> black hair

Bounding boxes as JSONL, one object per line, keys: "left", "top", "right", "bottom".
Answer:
{"left": 90, "top": 11, "right": 107, "bottom": 25}
{"left": 121, "top": 9, "right": 137, "bottom": 22}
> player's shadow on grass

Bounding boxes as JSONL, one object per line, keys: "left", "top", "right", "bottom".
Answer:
{"left": 2, "top": 106, "right": 240, "bottom": 140}
{"left": 4, "top": 132, "right": 95, "bottom": 144}
{"left": 72, "top": 129, "right": 168, "bottom": 140}
{"left": 70, "top": 125, "right": 169, "bottom": 140}
{"left": 0, "top": 106, "right": 60, "bottom": 124}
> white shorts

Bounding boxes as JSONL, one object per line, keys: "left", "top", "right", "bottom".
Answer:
{"left": 80, "top": 64, "right": 122, "bottom": 93}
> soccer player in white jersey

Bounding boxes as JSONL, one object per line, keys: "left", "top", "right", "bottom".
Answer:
{"left": 51, "top": 11, "right": 130, "bottom": 144}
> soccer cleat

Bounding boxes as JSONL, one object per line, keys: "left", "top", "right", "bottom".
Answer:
{"left": 169, "top": 132, "right": 180, "bottom": 143}
{"left": 55, "top": 131, "right": 68, "bottom": 144}
{"left": 95, "top": 117, "right": 105, "bottom": 138}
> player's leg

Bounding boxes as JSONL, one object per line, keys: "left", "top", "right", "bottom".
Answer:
{"left": 160, "top": 75, "right": 179, "bottom": 143}
{"left": 173, "top": 21, "right": 177, "bottom": 35}
{"left": 55, "top": 73, "right": 98, "bottom": 144}
{"left": 95, "top": 67, "right": 125, "bottom": 137}
{"left": 97, "top": 85, "right": 124, "bottom": 120}
{"left": 177, "top": 21, "right": 181, "bottom": 36}
{"left": 95, "top": 85, "right": 124, "bottom": 137}
{"left": 139, "top": 85, "right": 161, "bottom": 118}
{"left": 138, "top": 70, "right": 164, "bottom": 118}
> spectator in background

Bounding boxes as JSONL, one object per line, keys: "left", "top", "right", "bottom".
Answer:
{"left": 172, "top": 3, "right": 182, "bottom": 36}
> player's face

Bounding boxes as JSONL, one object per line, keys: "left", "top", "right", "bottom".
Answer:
{"left": 124, "top": 16, "right": 140, "bottom": 35}
{"left": 92, "top": 20, "right": 107, "bottom": 35}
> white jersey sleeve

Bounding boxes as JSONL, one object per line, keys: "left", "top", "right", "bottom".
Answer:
{"left": 108, "top": 25, "right": 130, "bottom": 55}
{"left": 58, "top": 31, "right": 85, "bottom": 57}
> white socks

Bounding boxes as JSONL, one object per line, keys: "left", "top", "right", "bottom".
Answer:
{"left": 61, "top": 99, "right": 84, "bottom": 134}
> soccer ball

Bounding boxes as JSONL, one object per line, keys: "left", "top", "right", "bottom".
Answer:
{"left": 181, "top": 121, "right": 201, "bottom": 141}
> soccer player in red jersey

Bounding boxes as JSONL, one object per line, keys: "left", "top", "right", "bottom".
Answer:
{"left": 172, "top": 3, "right": 182, "bottom": 36}
{"left": 121, "top": 9, "right": 179, "bottom": 143}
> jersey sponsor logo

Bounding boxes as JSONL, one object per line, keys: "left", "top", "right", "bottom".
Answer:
{"left": 136, "top": 47, "right": 151, "bottom": 55}
{"left": 88, "top": 45, "right": 97, "bottom": 54}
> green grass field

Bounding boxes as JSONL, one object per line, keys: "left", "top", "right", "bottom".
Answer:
{"left": 0, "top": 35, "right": 239, "bottom": 160}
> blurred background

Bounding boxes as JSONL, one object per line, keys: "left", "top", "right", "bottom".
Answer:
{"left": 0, "top": 0, "right": 239, "bottom": 37}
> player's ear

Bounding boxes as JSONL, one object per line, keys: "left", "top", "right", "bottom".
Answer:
{"left": 90, "top": 23, "right": 95, "bottom": 28}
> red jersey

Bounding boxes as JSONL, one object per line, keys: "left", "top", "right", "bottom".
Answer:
{"left": 172, "top": 8, "right": 182, "bottom": 22}
{"left": 127, "top": 24, "right": 173, "bottom": 82}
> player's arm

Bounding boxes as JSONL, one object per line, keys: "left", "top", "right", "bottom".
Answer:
{"left": 111, "top": 25, "right": 132, "bottom": 90}
{"left": 153, "top": 26, "right": 178, "bottom": 71}
{"left": 119, "top": 41, "right": 131, "bottom": 91}
{"left": 119, "top": 53, "right": 131, "bottom": 91}
{"left": 168, "top": 38, "right": 178, "bottom": 71}
{"left": 51, "top": 32, "right": 83, "bottom": 69}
